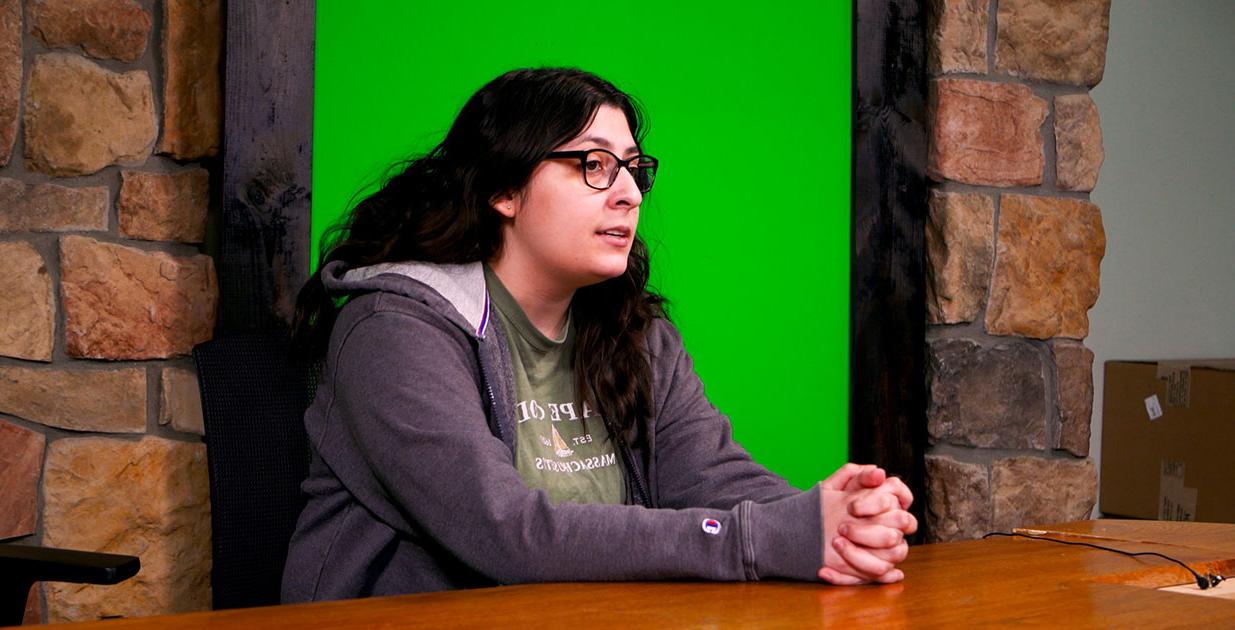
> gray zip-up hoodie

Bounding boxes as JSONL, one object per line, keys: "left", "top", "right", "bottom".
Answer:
{"left": 280, "top": 260, "right": 824, "bottom": 602}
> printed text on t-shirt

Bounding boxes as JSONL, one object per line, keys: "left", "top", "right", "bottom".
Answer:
{"left": 515, "top": 399, "right": 598, "bottom": 423}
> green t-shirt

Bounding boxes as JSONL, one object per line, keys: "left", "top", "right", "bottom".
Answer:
{"left": 483, "top": 265, "right": 625, "bottom": 505}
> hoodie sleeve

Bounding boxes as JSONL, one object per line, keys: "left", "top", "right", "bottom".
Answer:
{"left": 313, "top": 296, "right": 822, "bottom": 584}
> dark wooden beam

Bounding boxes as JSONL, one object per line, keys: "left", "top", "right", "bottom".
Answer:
{"left": 220, "top": 1, "right": 315, "bottom": 333}
{"left": 851, "top": 0, "right": 929, "bottom": 538}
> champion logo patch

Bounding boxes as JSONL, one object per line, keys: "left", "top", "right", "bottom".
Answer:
{"left": 701, "top": 518, "right": 721, "bottom": 535}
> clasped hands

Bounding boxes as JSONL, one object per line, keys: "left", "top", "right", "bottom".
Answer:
{"left": 817, "top": 463, "right": 917, "bottom": 585}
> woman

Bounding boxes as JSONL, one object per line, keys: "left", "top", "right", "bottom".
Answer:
{"left": 283, "top": 68, "right": 915, "bottom": 602}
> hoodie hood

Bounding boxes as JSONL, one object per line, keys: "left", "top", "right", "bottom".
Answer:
{"left": 320, "top": 259, "right": 491, "bottom": 339}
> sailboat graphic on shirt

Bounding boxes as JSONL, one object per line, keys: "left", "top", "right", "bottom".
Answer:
{"left": 550, "top": 425, "right": 574, "bottom": 457}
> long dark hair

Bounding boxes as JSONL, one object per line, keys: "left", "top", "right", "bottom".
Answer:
{"left": 292, "top": 67, "right": 666, "bottom": 441}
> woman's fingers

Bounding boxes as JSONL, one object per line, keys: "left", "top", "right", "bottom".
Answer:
{"left": 880, "top": 476, "right": 914, "bottom": 510}
{"left": 818, "top": 464, "right": 915, "bottom": 510}
{"left": 854, "top": 465, "right": 886, "bottom": 490}
{"left": 874, "top": 568, "right": 906, "bottom": 584}
{"left": 849, "top": 492, "right": 898, "bottom": 517}
{"left": 866, "top": 507, "right": 918, "bottom": 535}
{"left": 847, "top": 483, "right": 916, "bottom": 519}
{"left": 822, "top": 531, "right": 910, "bottom": 585}
{"left": 819, "top": 477, "right": 916, "bottom": 587}
{"left": 839, "top": 523, "right": 903, "bottom": 549}
{"left": 821, "top": 463, "right": 865, "bottom": 491}
{"left": 896, "top": 509, "right": 919, "bottom": 535}
{"left": 821, "top": 542, "right": 909, "bottom": 585}
{"left": 822, "top": 564, "right": 903, "bottom": 585}
{"left": 865, "top": 541, "right": 909, "bottom": 565}
{"left": 822, "top": 463, "right": 892, "bottom": 493}
{"left": 818, "top": 566, "right": 869, "bottom": 585}
{"left": 832, "top": 536, "right": 895, "bottom": 578}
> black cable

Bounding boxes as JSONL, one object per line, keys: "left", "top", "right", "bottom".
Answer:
{"left": 982, "top": 531, "right": 1226, "bottom": 590}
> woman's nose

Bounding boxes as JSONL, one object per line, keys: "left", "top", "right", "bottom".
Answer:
{"left": 608, "top": 166, "right": 643, "bottom": 209}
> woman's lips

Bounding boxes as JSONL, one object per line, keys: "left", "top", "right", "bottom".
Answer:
{"left": 596, "top": 226, "right": 631, "bottom": 245}
{"left": 596, "top": 230, "right": 631, "bottom": 247}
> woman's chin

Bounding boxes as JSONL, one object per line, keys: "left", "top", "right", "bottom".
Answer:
{"left": 578, "top": 260, "right": 629, "bottom": 286}
{"left": 599, "top": 259, "right": 630, "bottom": 280}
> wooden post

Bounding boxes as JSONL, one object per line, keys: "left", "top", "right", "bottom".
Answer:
{"left": 851, "top": 0, "right": 929, "bottom": 537}
{"left": 220, "top": 1, "right": 315, "bottom": 333}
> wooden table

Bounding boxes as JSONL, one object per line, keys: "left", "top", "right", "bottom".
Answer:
{"left": 44, "top": 520, "right": 1235, "bottom": 628}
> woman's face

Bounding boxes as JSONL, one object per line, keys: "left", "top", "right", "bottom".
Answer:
{"left": 493, "top": 105, "right": 643, "bottom": 294}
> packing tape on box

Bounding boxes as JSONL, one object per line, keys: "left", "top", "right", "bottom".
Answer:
{"left": 1159, "top": 460, "right": 1197, "bottom": 521}
{"left": 1155, "top": 362, "right": 1192, "bottom": 407}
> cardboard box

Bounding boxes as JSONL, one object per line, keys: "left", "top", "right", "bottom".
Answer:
{"left": 1100, "top": 359, "right": 1235, "bottom": 523}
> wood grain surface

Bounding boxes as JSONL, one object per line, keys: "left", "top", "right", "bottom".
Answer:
{"left": 32, "top": 521, "right": 1235, "bottom": 629}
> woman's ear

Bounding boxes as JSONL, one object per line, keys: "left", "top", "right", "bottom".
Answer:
{"left": 490, "top": 192, "right": 518, "bottom": 219}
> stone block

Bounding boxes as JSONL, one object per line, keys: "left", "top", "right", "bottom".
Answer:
{"left": 0, "top": 178, "right": 109, "bottom": 232}
{"left": 160, "top": 367, "right": 203, "bottom": 436}
{"left": 928, "top": 78, "right": 1047, "bottom": 187}
{"left": 1052, "top": 341, "right": 1094, "bottom": 457}
{"left": 159, "top": 0, "right": 222, "bottom": 159}
{"left": 928, "top": 0, "right": 988, "bottom": 74}
{"left": 0, "top": 0, "right": 20, "bottom": 166}
{"left": 43, "top": 436, "right": 211, "bottom": 622}
{"left": 0, "top": 419, "right": 45, "bottom": 539}
{"left": 928, "top": 338, "right": 1047, "bottom": 449}
{"left": 61, "top": 236, "right": 217, "bottom": 360}
{"left": 925, "top": 453, "right": 991, "bottom": 542}
{"left": 991, "top": 456, "right": 1097, "bottom": 531}
{"left": 29, "top": 0, "right": 151, "bottom": 62}
{"left": 986, "top": 195, "right": 1105, "bottom": 339}
{"left": 0, "top": 241, "right": 54, "bottom": 362}
{"left": 24, "top": 585, "right": 40, "bottom": 624}
{"left": 926, "top": 190, "right": 994, "bottom": 324}
{"left": 996, "top": 0, "right": 1111, "bottom": 86}
{"left": 1055, "top": 94, "right": 1104, "bottom": 192}
{"left": 0, "top": 366, "right": 145, "bottom": 432}
{"left": 118, "top": 169, "right": 209, "bottom": 243}
{"left": 24, "top": 53, "right": 156, "bottom": 177}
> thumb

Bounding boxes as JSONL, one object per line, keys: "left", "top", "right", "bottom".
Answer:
{"left": 821, "top": 463, "right": 864, "bottom": 491}
{"left": 856, "top": 465, "right": 887, "bottom": 490}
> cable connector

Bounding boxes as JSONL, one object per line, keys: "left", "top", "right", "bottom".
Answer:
{"left": 1202, "top": 572, "right": 1226, "bottom": 590}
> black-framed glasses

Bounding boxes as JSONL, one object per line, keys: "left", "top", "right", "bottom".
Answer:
{"left": 544, "top": 149, "right": 659, "bottom": 193}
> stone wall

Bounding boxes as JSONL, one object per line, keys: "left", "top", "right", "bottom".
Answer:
{"left": 923, "top": 0, "right": 1109, "bottom": 541}
{"left": 0, "top": 0, "right": 219, "bottom": 623}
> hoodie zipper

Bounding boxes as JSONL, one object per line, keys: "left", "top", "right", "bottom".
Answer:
{"left": 608, "top": 421, "right": 651, "bottom": 508}
{"left": 485, "top": 381, "right": 504, "bottom": 445}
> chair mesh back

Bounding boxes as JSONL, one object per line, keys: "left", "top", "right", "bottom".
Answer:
{"left": 193, "top": 332, "right": 320, "bottom": 610}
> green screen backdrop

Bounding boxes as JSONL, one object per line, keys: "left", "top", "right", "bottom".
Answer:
{"left": 314, "top": 2, "right": 850, "bottom": 489}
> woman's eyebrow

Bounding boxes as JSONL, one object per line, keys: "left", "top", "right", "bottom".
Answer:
{"left": 571, "top": 135, "right": 640, "bottom": 156}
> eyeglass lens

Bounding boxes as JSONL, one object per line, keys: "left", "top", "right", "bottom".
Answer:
{"left": 585, "top": 150, "right": 656, "bottom": 193}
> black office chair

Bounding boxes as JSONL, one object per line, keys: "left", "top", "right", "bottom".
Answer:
{"left": 193, "top": 330, "right": 320, "bottom": 610}
{"left": 0, "top": 545, "right": 139, "bottom": 626}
